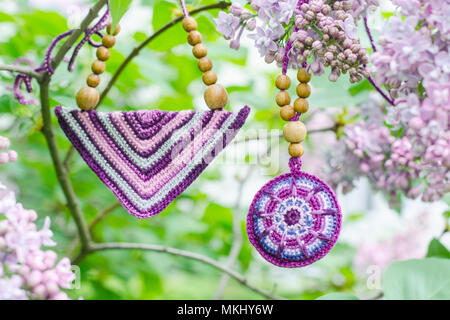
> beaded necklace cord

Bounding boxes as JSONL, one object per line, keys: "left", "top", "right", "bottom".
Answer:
{"left": 54, "top": 1, "right": 250, "bottom": 219}
{"left": 246, "top": 0, "right": 343, "bottom": 268}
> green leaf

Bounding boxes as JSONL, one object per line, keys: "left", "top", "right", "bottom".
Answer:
{"left": 426, "top": 238, "right": 450, "bottom": 259}
{"left": 383, "top": 258, "right": 450, "bottom": 300}
{"left": 316, "top": 293, "right": 359, "bottom": 300}
{"left": 109, "top": 0, "right": 133, "bottom": 32}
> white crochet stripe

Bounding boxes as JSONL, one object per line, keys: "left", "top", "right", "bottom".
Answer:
{"left": 60, "top": 109, "right": 237, "bottom": 211}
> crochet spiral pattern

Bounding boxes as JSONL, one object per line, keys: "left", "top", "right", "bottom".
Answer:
{"left": 247, "top": 157, "right": 341, "bottom": 267}
{"left": 55, "top": 106, "right": 250, "bottom": 218}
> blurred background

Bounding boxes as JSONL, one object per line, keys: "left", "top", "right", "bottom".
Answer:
{"left": 0, "top": 0, "right": 448, "bottom": 299}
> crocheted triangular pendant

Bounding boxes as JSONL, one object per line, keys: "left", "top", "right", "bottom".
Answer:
{"left": 55, "top": 106, "right": 250, "bottom": 218}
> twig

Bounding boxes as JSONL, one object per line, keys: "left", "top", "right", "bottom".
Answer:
{"left": 0, "top": 64, "right": 42, "bottom": 80}
{"left": 67, "top": 201, "right": 121, "bottom": 257}
{"left": 214, "top": 168, "right": 253, "bottom": 299}
{"left": 80, "top": 242, "right": 285, "bottom": 300}
{"left": 63, "top": 145, "right": 75, "bottom": 170}
{"left": 363, "top": 17, "right": 377, "bottom": 53}
{"left": 367, "top": 75, "right": 395, "bottom": 106}
{"left": 39, "top": 77, "right": 92, "bottom": 250}
{"left": 98, "top": 1, "right": 231, "bottom": 105}
{"left": 362, "top": 18, "right": 395, "bottom": 106}
{"left": 49, "top": 0, "right": 108, "bottom": 73}
{"left": 233, "top": 126, "right": 336, "bottom": 144}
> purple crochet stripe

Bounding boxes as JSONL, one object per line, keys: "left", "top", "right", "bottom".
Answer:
{"left": 247, "top": 157, "right": 342, "bottom": 268}
{"left": 61, "top": 108, "right": 228, "bottom": 196}
{"left": 55, "top": 106, "right": 250, "bottom": 218}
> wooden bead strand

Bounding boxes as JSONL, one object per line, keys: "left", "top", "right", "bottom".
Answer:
{"left": 76, "top": 24, "right": 120, "bottom": 111}
{"left": 278, "top": 68, "right": 312, "bottom": 158}
{"left": 182, "top": 16, "right": 227, "bottom": 110}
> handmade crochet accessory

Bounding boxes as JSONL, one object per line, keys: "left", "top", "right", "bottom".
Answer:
{"left": 55, "top": 1, "right": 249, "bottom": 218}
{"left": 246, "top": 0, "right": 342, "bottom": 267}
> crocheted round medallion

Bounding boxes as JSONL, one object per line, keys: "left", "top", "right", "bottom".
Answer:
{"left": 247, "top": 158, "right": 341, "bottom": 267}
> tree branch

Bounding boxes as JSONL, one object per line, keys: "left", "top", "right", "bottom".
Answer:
{"left": 233, "top": 126, "right": 336, "bottom": 144}
{"left": 0, "top": 64, "right": 42, "bottom": 80}
{"left": 39, "top": 77, "right": 92, "bottom": 250}
{"left": 214, "top": 168, "right": 253, "bottom": 299}
{"left": 83, "top": 242, "right": 285, "bottom": 300}
{"left": 49, "top": 0, "right": 108, "bottom": 73}
{"left": 98, "top": 1, "right": 231, "bottom": 105}
{"left": 38, "top": 0, "right": 108, "bottom": 252}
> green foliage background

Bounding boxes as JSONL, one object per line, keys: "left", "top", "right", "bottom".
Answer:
{"left": 0, "top": 0, "right": 448, "bottom": 300}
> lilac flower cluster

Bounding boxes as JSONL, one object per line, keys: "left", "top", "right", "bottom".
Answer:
{"left": 371, "top": 0, "right": 450, "bottom": 98}
{"left": 215, "top": 0, "right": 370, "bottom": 83}
{"left": 324, "top": 0, "right": 449, "bottom": 204}
{"left": 0, "top": 136, "right": 18, "bottom": 166}
{"left": 0, "top": 184, "right": 75, "bottom": 300}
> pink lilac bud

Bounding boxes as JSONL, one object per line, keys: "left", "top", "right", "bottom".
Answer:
{"left": 230, "top": 39, "right": 240, "bottom": 50}
{"left": 246, "top": 18, "right": 256, "bottom": 31}
{"left": 229, "top": 3, "right": 243, "bottom": 16}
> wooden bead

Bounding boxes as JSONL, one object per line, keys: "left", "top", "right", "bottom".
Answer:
{"left": 76, "top": 86, "right": 99, "bottom": 111}
{"left": 86, "top": 74, "right": 101, "bottom": 88}
{"left": 296, "top": 83, "right": 311, "bottom": 98}
{"left": 193, "top": 44, "right": 207, "bottom": 58}
{"left": 276, "top": 91, "right": 291, "bottom": 106}
{"left": 102, "top": 35, "right": 116, "bottom": 48}
{"left": 289, "top": 143, "right": 304, "bottom": 157}
{"left": 294, "top": 98, "right": 309, "bottom": 113}
{"left": 96, "top": 46, "right": 110, "bottom": 61}
{"left": 198, "top": 57, "right": 212, "bottom": 72}
{"left": 107, "top": 24, "right": 121, "bottom": 36}
{"left": 182, "top": 17, "right": 197, "bottom": 32}
{"left": 188, "top": 31, "right": 202, "bottom": 46}
{"left": 283, "top": 121, "right": 307, "bottom": 143}
{"left": 204, "top": 84, "right": 228, "bottom": 110}
{"left": 276, "top": 75, "right": 290, "bottom": 90}
{"left": 92, "top": 60, "right": 106, "bottom": 74}
{"left": 202, "top": 70, "right": 217, "bottom": 85}
{"left": 297, "top": 68, "right": 311, "bottom": 83}
{"left": 280, "top": 105, "right": 295, "bottom": 121}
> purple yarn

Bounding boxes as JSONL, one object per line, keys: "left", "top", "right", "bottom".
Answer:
{"left": 12, "top": 6, "right": 110, "bottom": 105}
{"left": 247, "top": 157, "right": 342, "bottom": 268}
{"left": 282, "top": 0, "right": 309, "bottom": 75}
{"left": 55, "top": 105, "right": 250, "bottom": 219}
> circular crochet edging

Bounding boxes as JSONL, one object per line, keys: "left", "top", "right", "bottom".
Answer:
{"left": 246, "top": 166, "right": 342, "bottom": 268}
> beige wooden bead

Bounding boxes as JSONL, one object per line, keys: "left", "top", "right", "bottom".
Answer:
{"left": 283, "top": 121, "right": 307, "bottom": 143}
{"left": 296, "top": 83, "right": 311, "bottom": 98}
{"left": 204, "top": 84, "right": 228, "bottom": 110}
{"left": 193, "top": 44, "right": 207, "bottom": 58}
{"left": 289, "top": 143, "right": 304, "bottom": 157}
{"left": 297, "top": 68, "right": 311, "bottom": 83}
{"left": 107, "top": 24, "right": 121, "bottom": 36}
{"left": 188, "top": 31, "right": 202, "bottom": 46}
{"left": 276, "top": 75, "right": 290, "bottom": 90}
{"left": 92, "top": 60, "right": 106, "bottom": 74}
{"left": 280, "top": 105, "right": 295, "bottom": 121}
{"left": 102, "top": 35, "right": 116, "bottom": 48}
{"left": 76, "top": 86, "right": 99, "bottom": 111}
{"left": 198, "top": 57, "right": 212, "bottom": 72}
{"left": 86, "top": 74, "right": 101, "bottom": 88}
{"left": 294, "top": 98, "right": 309, "bottom": 113}
{"left": 276, "top": 91, "right": 291, "bottom": 106}
{"left": 96, "top": 46, "right": 110, "bottom": 61}
{"left": 182, "top": 17, "right": 197, "bottom": 32}
{"left": 202, "top": 70, "right": 217, "bottom": 85}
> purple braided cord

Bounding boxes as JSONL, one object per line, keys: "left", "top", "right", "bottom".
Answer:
{"left": 179, "top": 0, "right": 189, "bottom": 17}
{"left": 282, "top": 0, "right": 309, "bottom": 75}
{"left": 68, "top": 9, "right": 110, "bottom": 71}
{"left": 13, "top": 5, "right": 110, "bottom": 105}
